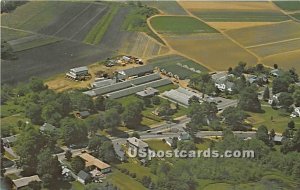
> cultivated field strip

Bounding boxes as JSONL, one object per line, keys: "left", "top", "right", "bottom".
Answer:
{"left": 225, "top": 21, "right": 300, "bottom": 47}
{"left": 248, "top": 39, "right": 300, "bottom": 57}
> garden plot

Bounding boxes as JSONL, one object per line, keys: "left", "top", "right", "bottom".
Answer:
{"left": 164, "top": 34, "right": 257, "bottom": 71}
{"left": 225, "top": 21, "right": 300, "bottom": 47}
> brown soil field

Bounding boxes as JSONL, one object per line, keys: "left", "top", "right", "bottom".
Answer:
{"left": 249, "top": 39, "right": 300, "bottom": 57}
{"left": 262, "top": 50, "right": 300, "bottom": 73}
{"left": 178, "top": 1, "right": 278, "bottom": 11}
{"left": 225, "top": 21, "right": 300, "bottom": 47}
{"left": 164, "top": 33, "right": 258, "bottom": 71}
{"left": 207, "top": 22, "right": 278, "bottom": 30}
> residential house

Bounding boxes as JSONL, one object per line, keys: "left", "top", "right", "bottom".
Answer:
{"left": 164, "top": 137, "right": 173, "bottom": 147}
{"left": 268, "top": 93, "right": 281, "bottom": 105}
{"left": 290, "top": 107, "right": 300, "bottom": 118}
{"left": 79, "top": 153, "right": 111, "bottom": 174}
{"left": 2, "top": 135, "right": 18, "bottom": 147}
{"left": 75, "top": 111, "right": 90, "bottom": 119}
{"left": 136, "top": 87, "right": 159, "bottom": 98}
{"left": 127, "top": 137, "right": 149, "bottom": 155}
{"left": 12, "top": 175, "right": 41, "bottom": 190}
{"left": 270, "top": 69, "right": 281, "bottom": 77}
{"left": 178, "top": 132, "right": 190, "bottom": 141}
{"left": 77, "top": 170, "right": 91, "bottom": 185}
{"left": 40, "top": 123, "right": 56, "bottom": 133}
{"left": 113, "top": 143, "right": 126, "bottom": 162}
{"left": 273, "top": 135, "right": 284, "bottom": 145}
{"left": 211, "top": 72, "right": 235, "bottom": 93}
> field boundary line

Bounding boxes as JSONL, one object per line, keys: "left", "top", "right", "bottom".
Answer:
{"left": 271, "top": 1, "right": 300, "bottom": 22}
{"left": 262, "top": 49, "right": 300, "bottom": 59}
{"left": 246, "top": 37, "right": 300, "bottom": 48}
{"left": 52, "top": 3, "right": 92, "bottom": 36}
{"left": 176, "top": 0, "right": 261, "bottom": 64}
{"left": 69, "top": 6, "right": 107, "bottom": 40}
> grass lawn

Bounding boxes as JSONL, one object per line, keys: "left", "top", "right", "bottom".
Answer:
{"left": 84, "top": 4, "right": 119, "bottom": 44}
{"left": 1, "top": 101, "right": 24, "bottom": 118}
{"left": 195, "top": 139, "right": 211, "bottom": 150}
{"left": 108, "top": 169, "right": 147, "bottom": 190}
{"left": 116, "top": 162, "right": 157, "bottom": 181}
{"left": 156, "top": 84, "right": 178, "bottom": 93}
{"left": 246, "top": 106, "right": 300, "bottom": 133}
{"left": 71, "top": 181, "right": 84, "bottom": 190}
{"left": 150, "top": 16, "right": 218, "bottom": 34}
{"left": 145, "top": 139, "right": 171, "bottom": 151}
{"left": 1, "top": 27, "right": 31, "bottom": 41}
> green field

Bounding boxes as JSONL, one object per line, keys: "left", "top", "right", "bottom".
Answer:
{"left": 274, "top": 1, "right": 300, "bottom": 11}
{"left": 291, "top": 13, "right": 300, "bottom": 19}
{"left": 193, "top": 10, "right": 289, "bottom": 22}
{"left": 145, "top": 139, "right": 172, "bottom": 151}
{"left": 84, "top": 5, "right": 119, "bottom": 44}
{"left": 150, "top": 16, "right": 218, "bottom": 34}
{"left": 148, "top": 54, "right": 208, "bottom": 79}
{"left": 108, "top": 169, "right": 147, "bottom": 190}
{"left": 246, "top": 106, "right": 300, "bottom": 133}
{"left": 1, "top": 1, "right": 71, "bottom": 31}
{"left": 142, "top": 1, "right": 187, "bottom": 15}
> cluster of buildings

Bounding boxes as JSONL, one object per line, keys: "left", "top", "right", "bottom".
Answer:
{"left": 106, "top": 55, "right": 144, "bottom": 67}
{"left": 83, "top": 65, "right": 172, "bottom": 99}
{"left": 66, "top": 66, "right": 90, "bottom": 81}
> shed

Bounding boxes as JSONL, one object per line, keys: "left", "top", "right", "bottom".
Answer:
{"left": 77, "top": 170, "right": 91, "bottom": 184}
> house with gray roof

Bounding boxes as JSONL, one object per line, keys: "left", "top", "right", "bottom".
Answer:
{"left": 77, "top": 170, "right": 91, "bottom": 185}
{"left": 136, "top": 87, "right": 159, "bottom": 98}
{"left": 113, "top": 143, "right": 126, "bottom": 162}
{"left": 12, "top": 175, "right": 41, "bottom": 190}
{"left": 66, "top": 66, "right": 89, "bottom": 80}
{"left": 127, "top": 137, "right": 149, "bottom": 156}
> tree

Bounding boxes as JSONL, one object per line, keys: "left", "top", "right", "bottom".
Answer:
{"left": 263, "top": 86, "right": 270, "bottom": 101}
{"left": 177, "top": 141, "right": 196, "bottom": 152}
{"left": 157, "top": 101, "right": 173, "bottom": 117}
{"left": 288, "top": 121, "right": 295, "bottom": 131}
{"left": 37, "top": 149, "right": 62, "bottom": 183}
{"left": 278, "top": 92, "right": 293, "bottom": 109}
{"left": 25, "top": 103, "right": 43, "bottom": 125}
{"left": 256, "top": 125, "right": 269, "bottom": 145}
{"left": 293, "top": 88, "right": 300, "bottom": 106}
{"left": 272, "top": 72, "right": 294, "bottom": 94}
{"left": 60, "top": 118, "right": 88, "bottom": 146}
{"left": 189, "top": 73, "right": 215, "bottom": 97}
{"left": 71, "top": 156, "right": 85, "bottom": 174}
{"left": 65, "top": 150, "right": 72, "bottom": 161}
{"left": 71, "top": 93, "right": 94, "bottom": 111}
{"left": 28, "top": 77, "right": 47, "bottom": 92}
{"left": 232, "top": 61, "right": 247, "bottom": 77}
{"left": 88, "top": 136, "right": 102, "bottom": 152}
{"left": 122, "top": 102, "right": 143, "bottom": 127}
{"left": 238, "top": 86, "right": 261, "bottom": 112}
{"left": 98, "top": 141, "right": 115, "bottom": 163}
{"left": 57, "top": 93, "right": 72, "bottom": 116}
{"left": 152, "top": 96, "right": 160, "bottom": 105}
{"left": 94, "top": 96, "right": 105, "bottom": 111}
{"left": 104, "top": 109, "right": 121, "bottom": 130}
{"left": 221, "top": 107, "right": 246, "bottom": 130}
{"left": 27, "top": 181, "right": 42, "bottom": 190}
{"left": 188, "top": 96, "right": 200, "bottom": 105}
{"left": 131, "top": 132, "right": 140, "bottom": 139}
{"left": 104, "top": 99, "right": 123, "bottom": 113}
{"left": 41, "top": 103, "right": 62, "bottom": 125}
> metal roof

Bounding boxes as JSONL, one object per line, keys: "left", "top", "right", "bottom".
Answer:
{"left": 70, "top": 66, "right": 88, "bottom": 73}
{"left": 162, "top": 87, "right": 202, "bottom": 106}
{"left": 12, "top": 175, "right": 41, "bottom": 188}
{"left": 83, "top": 73, "right": 161, "bottom": 97}
{"left": 136, "top": 87, "right": 159, "bottom": 97}
{"left": 91, "top": 79, "right": 116, "bottom": 88}
{"left": 105, "top": 79, "right": 171, "bottom": 99}
{"left": 118, "top": 65, "right": 154, "bottom": 79}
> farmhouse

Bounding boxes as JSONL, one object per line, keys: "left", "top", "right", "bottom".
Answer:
{"left": 136, "top": 87, "right": 159, "bottom": 98}
{"left": 117, "top": 65, "right": 154, "bottom": 81}
{"left": 127, "top": 137, "right": 149, "bottom": 155}
{"left": 79, "top": 153, "right": 111, "bottom": 174}
{"left": 162, "top": 87, "right": 202, "bottom": 106}
{"left": 12, "top": 175, "right": 41, "bottom": 190}
{"left": 211, "top": 71, "right": 235, "bottom": 92}
{"left": 77, "top": 170, "right": 91, "bottom": 185}
{"left": 66, "top": 66, "right": 89, "bottom": 80}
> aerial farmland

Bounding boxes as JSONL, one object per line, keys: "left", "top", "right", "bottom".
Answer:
{"left": 1, "top": 1, "right": 300, "bottom": 190}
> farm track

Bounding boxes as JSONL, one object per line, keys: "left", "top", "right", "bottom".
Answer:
{"left": 245, "top": 37, "right": 300, "bottom": 49}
